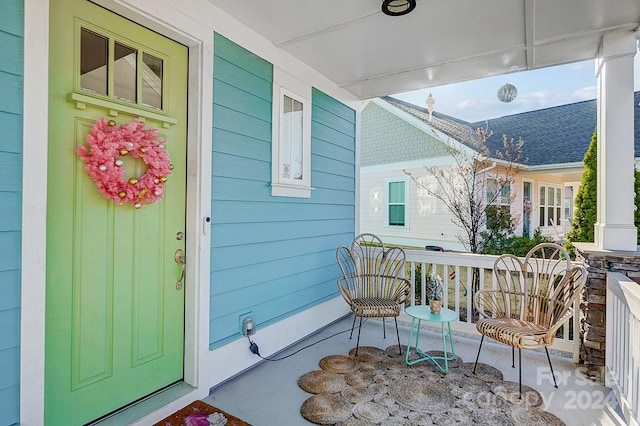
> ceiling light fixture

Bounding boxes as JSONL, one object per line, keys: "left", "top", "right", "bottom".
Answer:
{"left": 381, "top": 0, "right": 416, "bottom": 16}
{"left": 497, "top": 83, "right": 518, "bottom": 103}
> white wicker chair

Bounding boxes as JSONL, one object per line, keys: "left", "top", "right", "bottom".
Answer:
{"left": 336, "top": 233, "right": 410, "bottom": 355}
{"left": 473, "top": 243, "right": 587, "bottom": 397}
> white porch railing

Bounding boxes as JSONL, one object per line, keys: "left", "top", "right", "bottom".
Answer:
{"left": 606, "top": 272, "right": 640, "bottom": 426}
{"left": 399, "top": 249, "right": 581, "bottom": 359}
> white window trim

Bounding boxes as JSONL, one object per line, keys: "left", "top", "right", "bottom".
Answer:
{"left": 271, "top": 67, "right": 313, "bottom": 198}
{"left": 384, "top": 177, "right": 409, "bottom": 229}
{"left": 538, "top": 181, "right": 563, "bottom": 227}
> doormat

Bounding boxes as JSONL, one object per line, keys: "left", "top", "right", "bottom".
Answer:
{"left": 299, "top": 346, "right": 566, "bottom": 425}
{"left": 153, "top": 400, "right": 252, "bottom": 426}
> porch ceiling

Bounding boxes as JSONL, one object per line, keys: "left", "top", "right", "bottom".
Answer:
{"left": 206, "top": 0, "right": 640, "bottom": 100}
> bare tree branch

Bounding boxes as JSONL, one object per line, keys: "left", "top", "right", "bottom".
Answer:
{"left": 405, "top": 123, "right": 527, "bottom": 253}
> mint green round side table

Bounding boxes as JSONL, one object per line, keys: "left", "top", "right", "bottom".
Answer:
{"left": 404, "top": 305, "right": 458, "bottom": 374}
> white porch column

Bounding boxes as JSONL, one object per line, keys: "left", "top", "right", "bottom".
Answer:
{"left": 594, "top": 31, "right": 638, "bottom": 251}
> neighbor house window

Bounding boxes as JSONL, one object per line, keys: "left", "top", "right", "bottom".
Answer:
{"left": 387, "top": 179, "right": 408, "bottom": 227}
{"left": 539, "top": 184, "right": 562, "bottom": 226}
{"left": 487, "top": 179, "right": 510, "bottom": 211}
{"left": 271, "top": 68, "right": 312, "bottom": 198}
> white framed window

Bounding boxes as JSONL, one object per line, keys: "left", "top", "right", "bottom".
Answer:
{"left": 386, "top": 178, "right": 409, "bottom": 228}
{"left": 271, "top": 68, "right": 312, "bottom": 198}
{"left": 539, "top": 183, "right": 562, "bottom": 227}
{"left": 486, "top": 178, "right": 511, "bottom": 208}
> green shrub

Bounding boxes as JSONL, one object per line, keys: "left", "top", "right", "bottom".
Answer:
{"left": 479, "top": 205, "right": 516, "bottom": 254}
{"left": 567, "top": 130, "right": 597, "bottom": 243}
{"left": 564, "top": 241, "right": 576, "bottom": 260}
{"left": 566, "top": 130, "right": 640, "bottom": 245}
{"left": 481, "top": 230, "right": 553, "bottom": 257}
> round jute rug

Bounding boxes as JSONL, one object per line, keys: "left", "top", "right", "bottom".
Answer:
{"left": 320, "top": 355, "right": 360, "bottom": 374}
{"left": 299, "top": 345, "right": 565, "bottom": 426}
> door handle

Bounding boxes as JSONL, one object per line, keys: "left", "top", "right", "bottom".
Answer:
{"left": 174, "top": 248, "right": 185, "bottom": 290}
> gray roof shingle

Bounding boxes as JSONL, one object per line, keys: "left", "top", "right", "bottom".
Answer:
{"left": 380, "top": 92, "right": 640, "bottom": 167}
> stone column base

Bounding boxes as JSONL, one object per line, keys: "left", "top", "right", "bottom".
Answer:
{"left": 573, "top": 242, "right": 640, "bottom": 380}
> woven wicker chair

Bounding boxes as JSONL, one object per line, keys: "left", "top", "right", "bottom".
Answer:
{"left": 473, "top": 242, "right": 587, "bottom": 397}
{"left": 336, "top": 233, "right": 411, "bottom": 355}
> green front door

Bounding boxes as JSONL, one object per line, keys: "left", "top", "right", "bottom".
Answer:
{"left": 46, "top": 1, "right": 188, "bottom": 424}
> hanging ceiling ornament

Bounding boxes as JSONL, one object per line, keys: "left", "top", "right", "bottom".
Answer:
{"left": 497, "top": 83, "right": 518, "bottom": 103}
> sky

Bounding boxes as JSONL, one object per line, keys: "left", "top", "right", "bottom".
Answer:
{"left": 391, "top": 53, "right": 640, "bottom": 123}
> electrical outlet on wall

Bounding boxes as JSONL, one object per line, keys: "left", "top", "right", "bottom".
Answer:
{"left": 242, "top": 317, "right": 255, "bottom": 336}
{"left": 240, "top": 312, "right": 255, "bottom": 336}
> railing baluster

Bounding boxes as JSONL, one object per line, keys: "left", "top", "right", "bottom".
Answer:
{"left": 452, "top": 264, "right": 460, "bottom": 316}
{"left": 606, "top": 272, "right": 640, "bottom": 425}
{"left": 399, "top": 249, "right": 578, "bottom": 349}
{"left": 466, "top": 266, "right": 473, "bottom": 324}
{"left": 421, "top": 262, "right": 426, "bottom": 306}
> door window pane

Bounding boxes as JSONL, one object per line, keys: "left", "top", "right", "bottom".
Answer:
{"left": 80, "top": 29, "right": 108, "bottom": 95}
{"left": 523, "top": 182, "right": 532, "bottom": 237}
{"left": 114, "top": 42, "right": 137, "bottom": 102}
{"left": 142, "top": 53, "right": 163, "bottom": 109}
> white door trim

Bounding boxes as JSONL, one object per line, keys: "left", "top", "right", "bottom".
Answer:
{"left": 22, "top": 0, "right": 213, "bottom": 424}
{"left": 521, "top": 178, "right": 534, "bottom": 238}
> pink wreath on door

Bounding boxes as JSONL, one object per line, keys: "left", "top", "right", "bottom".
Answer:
{"left": 77, "top": 117, "right": 172, "bottom": 208}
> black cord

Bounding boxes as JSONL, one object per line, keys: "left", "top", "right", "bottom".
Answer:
{"left": 247, "top": 318, "right": 367, "bottom": 362}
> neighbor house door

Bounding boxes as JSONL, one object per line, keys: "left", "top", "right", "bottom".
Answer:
{"left": 523, "top": 181, "right": 532, "bottom": 237}
{"left": 46, "top": 0, "right": 188, "bottom": 424}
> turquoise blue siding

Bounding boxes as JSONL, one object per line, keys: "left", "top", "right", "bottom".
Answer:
{"left": 210, "top": 34, "right": 356, "bottom": 348}
{"left": 0, "top": 0, "right": 22, "bottom": 425}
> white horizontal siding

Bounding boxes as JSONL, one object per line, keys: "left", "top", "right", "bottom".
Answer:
{"left": 360, "top": 167, "right": 464, "bottom": 250}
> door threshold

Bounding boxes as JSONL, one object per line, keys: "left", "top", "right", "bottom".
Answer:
{"left": 90, "top": 382, "right": 197, "bottom": 426}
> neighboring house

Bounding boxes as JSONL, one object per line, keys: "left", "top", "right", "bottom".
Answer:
{"left": 360, "top": 94, "right": 640, "bottom": 251}
{"left": 4, "top": 1, "right": 357, "bottom": 425}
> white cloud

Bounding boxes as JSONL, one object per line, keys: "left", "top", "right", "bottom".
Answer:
{"left": 570, "top": 61, "right": 592, "bottom": 72}
{"left": 574, "top": 85, "right": 598, "bottom": 100}
{"left": 443, "top": 83, "right": 600, "bottom": 122}
{"left": 456, "top": 99, "right": 488, "bottom": 110}
{"left": 517, "top": 86, "right": 597, "bottom": 108}
{"left": 392, "top": 53, "right": 638, "bottom": 122}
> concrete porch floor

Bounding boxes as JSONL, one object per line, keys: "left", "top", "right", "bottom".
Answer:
{"left": 204, "top": 316, "right": 621, "bottom": 425}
